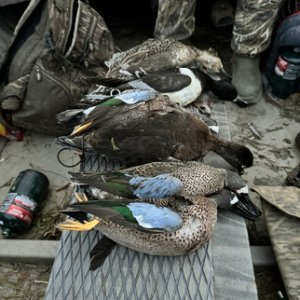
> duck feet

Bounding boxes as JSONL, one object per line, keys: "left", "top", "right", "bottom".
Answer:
{"left": 75, "top": 192, "right": 89, "bottom": 202}
{"left": 56, "top": 219, "right": 100, "bottom": 231}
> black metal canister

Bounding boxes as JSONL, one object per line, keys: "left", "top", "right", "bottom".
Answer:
{"left": 0, "top": 169, "right": 49, "bottom": 237}
{"left": 268, "top": 47, "right": 300, "bottom": 98}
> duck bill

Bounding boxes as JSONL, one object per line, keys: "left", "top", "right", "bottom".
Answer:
{"left": 232, "top": 193, "right": 262, "bottom": 221}
{"left": 218, "top": 68, "right": 232, "bottom": 80}
{"left": 208, "top": 68, "right": 232, "bottom": 81}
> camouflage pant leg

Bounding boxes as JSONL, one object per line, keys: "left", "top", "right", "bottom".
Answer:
{"left": 231, "top": 0, "right": 284, "bottom": 56}
{"left": 154, "top": 0, "right": 197, "bottom": 40}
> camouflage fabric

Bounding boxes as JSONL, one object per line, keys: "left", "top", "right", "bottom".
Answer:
{"left": 154, "top": 0, "right": 284, "bottom": 55}
{"left": 0, "top": 0, "right": 114, "bottom": 136}
{"left": 49, "top": 0, "right": 114, "bottom": 68}
{"left": 0, "top": 0, "right": 42, "bottom": 79}
{"left": 232, "top": 0, "right": 284, "bottom": 56}
{"left": 252, "top": 186, "right": 300, "bottom": 218}
{"left": 253, "top": 186, "right": 300, "bottom": 300}
{"left": 154, "top": 0, "right": 197, "bottom": 40}
{"left": 0, "top": 74, "right": 29, "bottom": 110}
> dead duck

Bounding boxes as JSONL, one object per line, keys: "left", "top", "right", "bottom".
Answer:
{"left": 57, "top": 187, "right": 260, "bottom": 266}
{"left": 57, "top": 169, "right": 259, "bottom": 270}
{"left": 56, "top": 96, "right": 253, "bottom": 172}
{"left": 57, "top": 92, "right": 220, "bottom": 136}
{"left": 88, "top": 65, "right": 238, "bottom": 106}
{"left": 69, "top": 161, "right": 261, "bottom": 220}
{"left": 105, "top": 38, "right": 228, "bottom": 80}
{"left": 58, "top": 195, "right": 218, "bottom": 257}
{"left": 82, "top": 190, "right": 241, "bottom": 271}
{"left": 95, "top": 67, "right": 208, "bottom": 107}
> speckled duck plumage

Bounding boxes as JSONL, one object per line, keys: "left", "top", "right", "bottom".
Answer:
{"left": 61, "top": 195, "right": 217, "bottom": 256}
{"left": 105, "top": 38, "right": 225, "bottom": 80}
{"left": 69, "top": 160, "right": 261, "bottom": 221}
{"left": 70, "top": 161, "right": 240, "bottom": 199}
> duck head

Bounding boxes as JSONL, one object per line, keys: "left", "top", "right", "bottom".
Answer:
{"left": 221, "top": 170, "right": 262, "bottom": 220}
{"left": 193, "top": 47, "right": 231, "bottom": 80}
{"left": 209, "top": 188, "right": 261, "bottom": 221}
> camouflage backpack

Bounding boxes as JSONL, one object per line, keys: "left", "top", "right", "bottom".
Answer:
{"left": 0, "top": 0, "right": 114, "bottom": 135}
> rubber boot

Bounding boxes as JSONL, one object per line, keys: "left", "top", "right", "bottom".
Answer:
{"left": 232, "top": 54, "right": 264, "bottom": 104}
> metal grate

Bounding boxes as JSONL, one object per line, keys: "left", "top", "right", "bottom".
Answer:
{"left": 45, "top": 230, "right": 214, "bottom": 300}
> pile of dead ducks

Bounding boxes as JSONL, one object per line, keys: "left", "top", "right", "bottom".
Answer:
{"left": 55, "top": 39, "right": 261, "bottom": 270}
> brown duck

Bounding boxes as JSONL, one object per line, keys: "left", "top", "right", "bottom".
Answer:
{"left": 58, "top": 187, "right": 259, "bottom": 268}
{"left": 58, "top": 195, "right": 217, "bottom": 257}
{"left": 105, "top": 38, "right": 228, "bottom": 80}
{"left": 57, "top": 95, "right": 253, "bottom": 172}
{"left": 69, "top": 160, "right": 261, "bottom": 220}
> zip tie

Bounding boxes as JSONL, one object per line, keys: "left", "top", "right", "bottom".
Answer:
{"left": 57, "top": 148, "right": 82, "bottom": 168}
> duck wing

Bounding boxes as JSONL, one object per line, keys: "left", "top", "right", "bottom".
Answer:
{"left": 63, "top": 199, "right": 183, "bottom": 233}
{"left": 70, "top": 95, "right": 175, "bottom": 135}
{"left": 69, "top": 171, "right": 135, "bottom": 198}
{"left": 70, "top": 170, "right": 183, "bottom": 199}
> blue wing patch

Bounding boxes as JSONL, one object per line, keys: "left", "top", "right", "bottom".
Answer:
{"left": 127, "top": 202, "right": 182, "bottom": 231}
{"left": 129, "top": 174, "right": 183, "bottom": 198}
{"left": 116, "top": 89, "right": 156, "bottom": 104}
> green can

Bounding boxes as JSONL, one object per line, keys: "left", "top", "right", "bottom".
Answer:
{"left": 0, "top": 169, "right": 49, "bottom": 237}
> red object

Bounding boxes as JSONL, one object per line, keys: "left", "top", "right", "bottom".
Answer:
{"left": 277, "top": 56, "right": 288, "bottom": 72}
{"left": 6, "top": 204, "right": 33, "bottom": 224}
